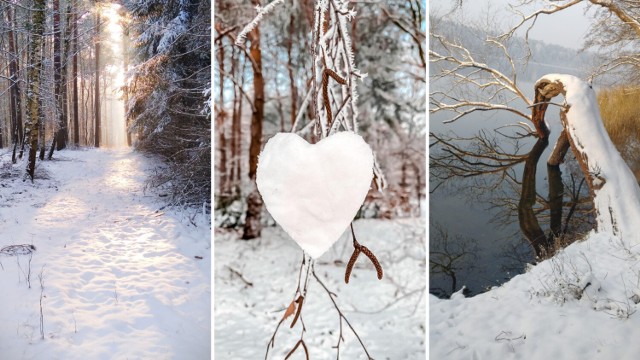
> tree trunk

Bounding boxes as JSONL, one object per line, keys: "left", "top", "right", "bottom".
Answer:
{"left": 242, "top": 5, "right": 265, "bottom": 240}
{"left": 534, "top": 74, "right": 640, "bottom": 246}
{"left": 547, "top": 163, "right": 564, "bottom": 242}
{"left": 123, "top": 22, "right": 131, "bottom": 146}
{"left": 236, "top": 76, "right": 244, "bottom": 186}
{"left": 287, "top": 14, "right": 298, "bottom": 128}
{"left": 57, "top": 0, "right": 71, "bottom": 151}
{"left": 242, "top": 187, "right": 264, "bottom": 240}
{"left": 49, "top": 0, "right": 65, "bottom": 159}
{"left": 7, "top": 8, "right": 22, "bottom": 163}
{"left": 26, "top": 0, "right": 46, "bottom": 180}
{"left": 38, "top": 88, "right": 45, "bottom": 161}
{"left": 547, "top": 130, "right": 570, "bottom": 166}
{"left": 218, "top": 38, "right": 227, "bottom": 194}
{"left": 73, "top": 8, "right": 80, "bottom": 147}
{"left": 94, "top": 12, "right": 101, "bottom": 148}
{"left": 230, "top": 48, "right": 243, "bottom": 194}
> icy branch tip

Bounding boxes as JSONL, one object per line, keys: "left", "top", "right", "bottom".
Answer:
{"left": 235, "top": 0, "right": 284, "bottom": 45}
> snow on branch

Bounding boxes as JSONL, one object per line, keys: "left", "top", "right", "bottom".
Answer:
{"left": 235, "top": 0, "right": 284, "bottom": 45}
{"left": 533, "top": 74, "right": 640, "bottom": 244}
{"left": 311, "top": 0, "right": 366, "bottom": 137}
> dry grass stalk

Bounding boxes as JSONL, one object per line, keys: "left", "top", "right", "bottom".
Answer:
{"left": 598, "top": 87, "right": 640, "bottom": 147}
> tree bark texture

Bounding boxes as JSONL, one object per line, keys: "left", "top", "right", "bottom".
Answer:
{"left": 73, "top": 9, "right": 80, "bottom": 146}
{"left": 547, "top": 130, "right": 570, "bottom": 166}
{"left": 57, "top": 0, "right": 71, "bottom": 151}
{"left": 123, "top": 21, "right": 131, "bottom": 146}
{"left": 547, "top": 163, "right": 564, "bottom": 241}
{"left": 52, "top": 0, "right": 66, "bottom": 153}
{"left": 26, "top": 0, "right": 46, "bottom": 180}
{"left": 7, "top": 8, "right": 23, "bottom": 163}
{"left": 242, "top": 10, "right": 265, "bottom": 240}
{"left": 94, "top": 12, "right": 101, "bottom": 148}
{"left": 242, "top": 188, "right": 264, "bottom": 240}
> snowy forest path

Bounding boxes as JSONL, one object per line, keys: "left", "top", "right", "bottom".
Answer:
{"left": 0, "top": 149, "right": 210, "bottom": 359}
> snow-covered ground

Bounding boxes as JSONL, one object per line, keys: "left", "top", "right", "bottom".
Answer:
{"left": 431, "top": 231, "right": 640, "bottom": 359}
{"left": 214, "top": 218, "right": 426, "bottom": 359}
{"left": 0, "top": 149, "right": 210, "bottom": 359}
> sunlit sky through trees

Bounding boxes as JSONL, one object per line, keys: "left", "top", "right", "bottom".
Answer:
{"left": 100, "top": 2, "right": 127, "bottom": 148}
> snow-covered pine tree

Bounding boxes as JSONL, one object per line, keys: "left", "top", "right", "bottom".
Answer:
{"left": 123, "top": 0, "right": 211, "bottom": 207}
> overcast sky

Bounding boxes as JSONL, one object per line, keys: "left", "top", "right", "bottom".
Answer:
{"left": 430, "top": 0, "right": 596, "bottom": 50}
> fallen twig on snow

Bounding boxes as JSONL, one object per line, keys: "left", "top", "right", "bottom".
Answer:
{"left": 226, "top": 266, "right": 253, "bottom": 287}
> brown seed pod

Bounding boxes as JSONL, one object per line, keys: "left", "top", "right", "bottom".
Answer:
{"left": 345, "top": 247, "right": 361, "bottom": 284}
{"left": 360, "top": 245, "right": 383, "bottom": 280}
{"left": 325, "top": 68, "right": 347, "bottom": 85}
{"left": 322, "top": 68, "right": 347, "bottom": 130}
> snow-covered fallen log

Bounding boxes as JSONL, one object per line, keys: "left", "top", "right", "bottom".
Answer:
{"left": 534, "top": 74, "right": 640, "bottom": 244}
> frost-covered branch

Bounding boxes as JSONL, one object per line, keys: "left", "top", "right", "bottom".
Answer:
{"left": 430, "top": 32, "right": 533, "bottom": 127}
{"left": 235, "top": 0, "right": 284, "bottom": 45}
{"left": 310, "top": 0, "right": 365, "bottom": 137}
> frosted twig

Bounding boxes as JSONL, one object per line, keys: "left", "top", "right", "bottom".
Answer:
{"left": 235, "top": 0, "right": 284, "bottom": 45}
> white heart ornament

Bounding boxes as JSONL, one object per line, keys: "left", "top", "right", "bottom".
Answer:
{"left": 256, "top": 132, "right": 374, "bottom": 258}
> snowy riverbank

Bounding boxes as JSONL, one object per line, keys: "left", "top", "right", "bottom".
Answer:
{"left": 431, "top": 231, "right": 640, "bottom": 359}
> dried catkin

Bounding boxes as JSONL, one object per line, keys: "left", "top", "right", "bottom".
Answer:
{"left": 322, "top": 68, "right": 347, "bottom": 130}
{"left": 360, "top": 245, "right": 383, "bottom": 280}
{"left": 345, "top": 247, "right": 361, "bottom": 284}
{"left": 325, "top": 69, "right": 347, "bottom": 85}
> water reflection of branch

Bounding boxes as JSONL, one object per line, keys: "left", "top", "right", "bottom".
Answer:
{"left": 518, "top": 138, "right": 552, "bottom": 257}
{"left": 516, "top": 138, "right": 594, "bottom": 259}
{"left": 430, "top": 131, "right": 528, "bottom": 192}
{"left": 429, "top": 220, "right": 479, "bottom": 297}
